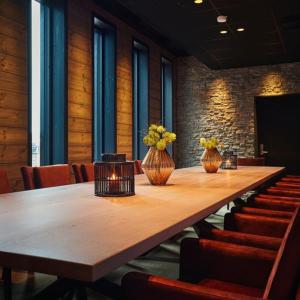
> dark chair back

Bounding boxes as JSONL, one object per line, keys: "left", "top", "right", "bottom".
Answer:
{"left": 0, "top": 168, "right": 10, "bottom": 194}
{"left": 81, "top": 163, "right": 94, "bottom": 182}
{"left": 34, "top": 164, "right": 71, "bottom": 188}
{"left": 263, "top": 207, "right": 300, "bottom": 300}
{"left": 72, "top": 163, "right": 84, "bottom": 183}
{"left": 20, "top": 166, "right": 36, "bottom": 190}
{"left": 237, "top": 157, "right": 265, "bottom": 166}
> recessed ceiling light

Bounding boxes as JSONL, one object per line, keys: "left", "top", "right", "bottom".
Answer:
{"left": 220, "top": 30, "right": 228, "bottom": 34}
{"left": 217, "top": 15, "right": 227, "bottom": 23}
{"left": 237, "top": 27, "right": 245, "bottom": 32}
{"left": 194, "top": 0, "right": 203, "bottom": 4}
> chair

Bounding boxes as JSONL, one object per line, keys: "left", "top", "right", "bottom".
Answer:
{"left": 72, "top": 164, "right": 84, "bottom": 183}
{"left": 223, "top": 212, "right": 289, "bottom": 238}
{"left": 20, "top": 166, "right": 36, "bottom": 190}
{"left": 122, "top": 208, "right": 300, "bottom": 300}
{"left": 266, "top": 187, "right": 300, "bottom": 198}
{"left": 134, "top": 160, "right": 144, "bottom": 175}
{"left": 0, "top": 169, "right": 12, "bottom": 297}
{"left": 34, "top": 164, "right": 71, "bottom": 188}
{"left": 81, "top": 163, "right": 94, "bottom": 182}
{"left": 238, "top": 157, "right": 265, "bottom": 166}
{"left": 0, "top": 168, "right": 11, "bottom": 194}
{"left": 195, "top": 219, "right": 282, "bottom": 251}
{"left": 281, "top": 176, "right": 300, "bottom": 184}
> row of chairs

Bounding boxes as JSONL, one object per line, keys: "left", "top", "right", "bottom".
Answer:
{"left": 122, "top": 174, "right": 300, "bottom": 300}
{"left": 0, "top": 160, "right": 144, "bottom": 193}
{"left": 72, "top": 160, "right": 143, "bottom": 183}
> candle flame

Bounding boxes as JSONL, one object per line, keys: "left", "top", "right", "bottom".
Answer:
{"left": 111, "top": 173, "right": 116, "bottom": 180}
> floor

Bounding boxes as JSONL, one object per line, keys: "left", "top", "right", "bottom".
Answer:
{"left": 0, "top": 206, "right": 228, "bottom": 300}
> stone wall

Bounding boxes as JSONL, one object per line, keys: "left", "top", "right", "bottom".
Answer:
{"left": 175, "top": 56, "right": 300, "bottom": 168}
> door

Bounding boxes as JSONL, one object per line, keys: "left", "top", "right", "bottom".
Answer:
{"left": 256, "top": 94, "right": 300, "bottom": 174}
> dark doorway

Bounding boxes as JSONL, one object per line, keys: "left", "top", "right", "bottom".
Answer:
{"left": 255, "top": 94, "right": 300, "bottom": 174}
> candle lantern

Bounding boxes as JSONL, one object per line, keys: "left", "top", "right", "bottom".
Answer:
{"left": 94, "top": 154, "right": 135, "bottom": 197}
{"left": 221, "top": 151, "right": 238, "bottom": 170}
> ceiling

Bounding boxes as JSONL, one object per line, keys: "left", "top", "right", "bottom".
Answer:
{"left": 96, "top": 0, "right": 300, "bottom": 69}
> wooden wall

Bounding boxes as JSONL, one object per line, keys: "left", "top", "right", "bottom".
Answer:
{"left": 0, "top": 0, "right": 28, "bottom": 191}
{"left": 68, "top": 0, "right": 175, "bottom": 163}
{"left": 0, "top": 0, "right": 175, "bottom": 190}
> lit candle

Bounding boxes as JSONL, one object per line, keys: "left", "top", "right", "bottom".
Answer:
{"left": 109, "top": 173, "right": 119, "bottom": 193}
{"left": 225, "top": 159, "right": 231, "bottom": 168}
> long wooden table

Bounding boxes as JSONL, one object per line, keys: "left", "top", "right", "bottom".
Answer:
{"left": 0, "top": 166, "right": 283, "bottom": 283}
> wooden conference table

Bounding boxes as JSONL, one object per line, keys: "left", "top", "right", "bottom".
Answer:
{"left": 0, "top": 166, "right": 283, "bottom": 284}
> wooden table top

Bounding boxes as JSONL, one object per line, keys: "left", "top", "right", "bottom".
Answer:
{"left": 0, "top": 166, "right": 284, "bottom": 282}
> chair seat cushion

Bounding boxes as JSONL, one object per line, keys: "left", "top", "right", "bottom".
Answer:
{"left": 198, "top": 279, "right": 263, "bottom": 298}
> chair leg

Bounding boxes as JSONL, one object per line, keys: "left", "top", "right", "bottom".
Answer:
{"left": 3, "top": 268, "right": 12, "bottom": 300}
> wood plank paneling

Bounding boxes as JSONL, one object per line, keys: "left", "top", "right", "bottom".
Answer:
{"left": 68, "top": 0, "right": 92, "bottom": 164}
{"left": 0, "top": 0, "right": 28, "bottom": 191}
{"left": 68, "top": 0, "right": 174, "bottom": 163}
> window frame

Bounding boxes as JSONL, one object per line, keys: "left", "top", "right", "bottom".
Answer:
{"left": 28, "top": 0, "right": 68, "bottom": 166}
{"left": 92, "top": 14, "right": 117, "bottom": 161}
{"left": 132, "top": 38, "right": 150, "bottom": 160}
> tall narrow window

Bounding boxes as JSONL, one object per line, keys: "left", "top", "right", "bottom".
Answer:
{"left": 31, "top": 0, "right": 41, "bottom": 166}
{"left": 133, "top": 40, "right": 149, "bottom": 160}
{"left": 93, "top": 17, "right": 116, "bottom": 161}
{"left": 161, "top": 57, "right": 173, "bottom": 154}
{"left": 30, "top": 0, "right": 67, "bottom": 166}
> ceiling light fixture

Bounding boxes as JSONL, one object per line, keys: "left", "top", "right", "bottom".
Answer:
{"left": 237, "top": 27, "right": 245, "bottom": 32}
{"left": 194, "top": 0, "right": 203, "bottom": 4}
{"left": 217, "top": 15, "right": 227, "bottom": 23}
{"left": 220, "top": 30, "right": 228, "bottom": 34}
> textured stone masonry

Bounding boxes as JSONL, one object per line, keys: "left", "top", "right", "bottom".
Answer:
{"left": 175, "top": 57, "right": 300, "bottom": 168}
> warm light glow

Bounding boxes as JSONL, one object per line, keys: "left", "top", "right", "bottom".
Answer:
{"left": 111, "top": 173, "right": 116, "bottom": 180}
{"left": 220, "top": 30, "right": 228, "bottom": 34}
{"left": 194, "top": 0, "right": 203, "bottom": 4}
{"left": 237, "top": 27, "right": 245, "bottom": 32}
{"left": 259, "top": 73, "right": 287, "bottom": 96}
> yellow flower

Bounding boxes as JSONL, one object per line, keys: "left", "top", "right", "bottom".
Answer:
{"left": 149, "top": 124, "right": 158, "bottom": 131}
{"left": 163, "top": 132, "right": 177, "bottom": 144}
{"left": 156, "top": 139, "right": 166, "bottom": 150}
{"left": 200, "top": 138, "right": 206, "bottom": 147}
{"left": 157, "top": 126, "right": 166, "bottom": 133}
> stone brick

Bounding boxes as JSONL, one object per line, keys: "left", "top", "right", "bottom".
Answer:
{"left": 175, "top": 56, "right": 300, "bottom": 168}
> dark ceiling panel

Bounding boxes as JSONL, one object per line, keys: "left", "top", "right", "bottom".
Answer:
{"left": 95, "top": 0, "right": 300, "bottom": 69}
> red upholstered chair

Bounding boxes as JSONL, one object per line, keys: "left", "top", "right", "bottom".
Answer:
{"left": 72, "top": 163, "right": 84, "bottom": 183}
{"left": 0, "top": 168, "right": 10, "bottom": 194}
{"left": 275, "top": 181, "right": 300, "bottom": 190}
{"left": 122, "top": 208, "right": 300, "bottom": 300}
{"left": 34, "top": 164, "right": 71, "bottom": 188}
{"left": 0, "top": 169, "right": 12, "bottom": 296}
{"left": 248, "top": 196, "right": 300, "bottom": 212}
{"left": 134, "top": 160, "right": 144, "bottom": 175}
{"left": 281, "top": 175, "right": 300, "bottom": 183}
{"left": 195, "top": 219, "right": 282, "bottom": 251}
{"left": 223, "top": 213, "right": 289, "bottom": 238}
{"left": 237, "top": 157, "right": 265, "bottom": 166}
{"left": 20, "top": 166, "right": 36, "bottom": 190}
{"left": 81, "top": 163, "right": 94, "bottom": 182}
{"left": 266, "top": 187, "right": 300, "bottom": 198}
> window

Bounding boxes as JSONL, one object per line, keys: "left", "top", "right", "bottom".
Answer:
{"left": 93, "top": 17, "right": 116, "bottom": 161}
{"left": 161, "top": 57, "right": 173, "bottom": 153}
{"left": 133, "top": 40, "right": 149, "bottom": 160}
{"left": 30, "top": 0, "right": 67, "bottom": 166}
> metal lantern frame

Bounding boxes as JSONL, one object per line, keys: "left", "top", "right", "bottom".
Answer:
{"left": 221, "top": 151, "right": 238, "bottom": 170}
{"left": 94, "top": 157, "right": 135, "bottom": 197}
